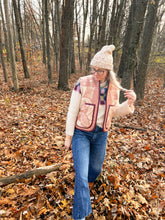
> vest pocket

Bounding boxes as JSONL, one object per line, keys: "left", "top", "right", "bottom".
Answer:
{"left": 104, "top": 105, "right": 115, "bottom": 130}
{"left": 76, "top": 103, "right": 95, "bottom": 129}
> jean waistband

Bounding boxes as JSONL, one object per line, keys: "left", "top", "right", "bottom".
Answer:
{"left": 94, "top": 125, "right": 103, "bottom": 132}
{"left": 75, "top": 125, "right": 104, "bottom": 134}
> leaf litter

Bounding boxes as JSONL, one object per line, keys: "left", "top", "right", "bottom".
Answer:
{"left": 0, "top": 63, "right": 164, "bottom": 219}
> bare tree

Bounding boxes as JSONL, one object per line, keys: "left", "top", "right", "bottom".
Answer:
{"left": 118, "top": 0, "right": 149, "bottom": 101}
{"left": 97, "top": 0, "right": 110, "bottom": 50}
{"left": 86, "top": 0, "right": 97, "bottom": 73}
{"left": 80, "top": 0, "right": 88, "bottom": 68}
{"left": 0, "top": 0, "right": 9, "bottom": 61}
{"left": 152, "top": 0, "right": 165, "bottom": 53}
{"left": 24, "top": 1, "right": 41, "bottom": 49}
{"left": 135, "top": 0, "right": 160, "bottom": 99}
{"left": 17, "top": 0, "right": 23, "bottom": 39}
{"left": 68, "top": 0, "right": 75, "bottom": 76}
{"left": 13, "top": 0, "right": 30, "bottom": 79}
{"left": 96, "top": 0, "right": 104, "bottom": 50}
{"left": 75, "top": 0, "right": 82, "bottom": 70}
{"left": 4, "top": 0, "right": 19, "bottom": 91}
{"left": 51, "top": 0, "right": 56, "bottom": 70}
{"left": 54, "top": 0, "right": 61, "bottom": 72}
{"left": 11, "top": 2, "right": 17, "bottom": 57}
{"left": 108, "top": 0, "right": 117, "bottom": 45}
{"left": 42, "top": 0, "right": 46, "bottom": 64}
{"left": 0, "top": 20, "right": 7, "bottom": 82}
{"left": 114, "top": 0, "right": 127, "bottom": 47}
{"left": 45, "top": 0, "right": 52, "bottom": 83}
{"left": 58, "top": 0, "right": 73, "bottom": 90}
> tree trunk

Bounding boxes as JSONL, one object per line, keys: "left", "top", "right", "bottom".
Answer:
{"left": 68, "top": 0, "right": 75, "bottom": 76}
{"left": 118, "top": 0, "right": 149, "bottom": 102}
{"left": 4, "top": 0, "right": 19, "bottom": 91}
{"left": 51, "top": 0, "right": 56, "bottom": 70}
{"left": 0, "top": 21, "right": 8, "bottom": 82}
{"left": 97, "top": 0, "right": 104, "bottom": 51}
{"left": 75, "top": 1, "right": 82, "bottom": 71}
{"left": 54, "top": 0, "right": 61, "bottom": 72}
{"left": 113, "top": 0, "right": 127, "bottom": 47}
{"left": 42, "top": 0, "right": 46, "bottom": 64}
{"left": 82, "top": 0, "right": 89, "bottom": 68}
{"left": 58, "top": 0, "right": 72, "bottom": 90}
{"left": 86, "top": 0, "right": 97, "bottom": 73}
{"left": 13, "top": 0, "right": 30, "bottom": 79}
{"left": 135, "top": 0, "right": 160, "bottom": 100}
{"left": 45, "top": 0, "right": 52, "bottom": 84}
{"left": 108, "top": 0, "right": 117, "bottom": 44}
{"left": 18, "top": 0, "right": 24, "bottom": 39}
{"left": 98, "top": 0, "right": 109, "bottom": 49}
{"left": 0, "top": 0, "right": 10, "bottom": 61}
{"left": 11, "top": 3, "right": 17, "bottom": 59}
{"left": 24, "top": 2, "right": 28, "bottom": 45}
{"left": 110, "top": 0, "right": 127, "bottom": 67}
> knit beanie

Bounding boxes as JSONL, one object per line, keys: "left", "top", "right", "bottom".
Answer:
{"left": 90, "top": 45, "right": 115, "bottom": 70}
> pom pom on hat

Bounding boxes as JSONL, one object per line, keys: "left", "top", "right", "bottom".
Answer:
{"left": 101, "top": 45, "right": 115, "bottom": 53}
{"left": 90, "top": 44, "right": 115, "bottom": 70}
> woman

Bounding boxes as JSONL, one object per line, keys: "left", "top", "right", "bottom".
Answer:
{"left": 65, "top": 45, "right": 136, "bottom": 220}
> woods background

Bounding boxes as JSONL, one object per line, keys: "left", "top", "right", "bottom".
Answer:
{"left": 0, "top": 0, "right": 164, "bottom": 219}
{"left": 0, "top": 0, "right": 164, "bottom": 96}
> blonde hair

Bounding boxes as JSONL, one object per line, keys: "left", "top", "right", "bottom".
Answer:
{"left": 108, "top": 70, "right": 127, "bottom": 91}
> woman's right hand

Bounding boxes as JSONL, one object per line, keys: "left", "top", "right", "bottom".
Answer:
{"left": 65, "top": 135, "right": 72, "bottom": 150}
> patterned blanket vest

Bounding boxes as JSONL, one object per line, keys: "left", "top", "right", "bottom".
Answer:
{"left": 75, "top": 75, "right": 119, "bottom": 132}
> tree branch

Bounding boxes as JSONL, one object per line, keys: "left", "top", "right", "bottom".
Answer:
{"left": 0, "top": 163, "right": 65, "bottom": 187}
{"left": 113, "top": 123, "right": 147, "bottom": 131}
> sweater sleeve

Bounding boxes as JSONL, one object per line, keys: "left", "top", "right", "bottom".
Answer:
{"left": 113, "top": 100, "right": 134, "bottom": 117}
{"left": 66, "top": 81, "right": 81, "bottom": 136}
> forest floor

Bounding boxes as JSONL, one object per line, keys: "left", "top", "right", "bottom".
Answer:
{"left": 0, "top": 60, "right": 164, "bottom": 220}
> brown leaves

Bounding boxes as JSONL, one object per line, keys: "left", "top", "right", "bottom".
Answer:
{"left": 0, "top": 64, "right": 164, "bottom": 219}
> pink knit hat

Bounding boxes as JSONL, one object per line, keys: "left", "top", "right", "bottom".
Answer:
{"left": 90, "top": 45, "right": 115, "bottom": 70}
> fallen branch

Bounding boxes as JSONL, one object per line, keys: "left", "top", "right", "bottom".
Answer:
{"left": 0, "top": 163, "right": 64, "bottom": 187}
{"left": 113, "top": 123, "right": 147, "bottom": 131}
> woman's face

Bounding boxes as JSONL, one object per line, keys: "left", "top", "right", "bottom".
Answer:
{"left": 91, "top": 67, "right": 108, "bottom": 82}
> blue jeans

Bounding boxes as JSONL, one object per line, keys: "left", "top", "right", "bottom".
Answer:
{"left": 72, "top": 126, "right": 108, "bottom": 219}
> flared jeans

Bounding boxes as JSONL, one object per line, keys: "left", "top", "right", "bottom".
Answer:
{"left": 72, "top": 126, "right": 108, "bottom": 219}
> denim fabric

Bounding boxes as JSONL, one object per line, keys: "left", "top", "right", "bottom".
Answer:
{"left": 72, "top": 126, "right": 108, "bottom": 219}
{"left": 74, "top": 218, "right": 85, "bottom": 220}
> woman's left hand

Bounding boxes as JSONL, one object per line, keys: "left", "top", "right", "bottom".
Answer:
{"left": 124, "top": 90, "right": 136, "bottom": 106}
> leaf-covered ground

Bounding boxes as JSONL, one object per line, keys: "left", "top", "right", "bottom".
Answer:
{"left": 0, "top": 62, "right": 164, "bottom": 220}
